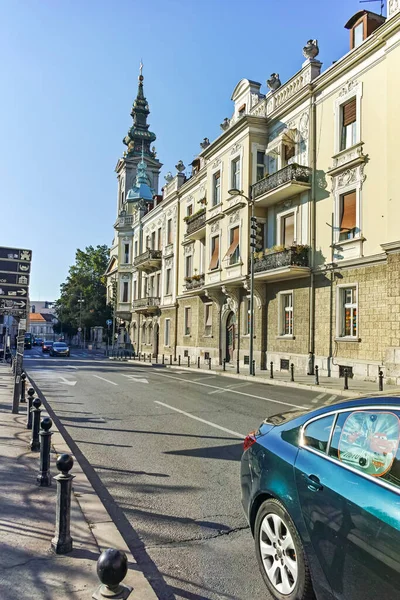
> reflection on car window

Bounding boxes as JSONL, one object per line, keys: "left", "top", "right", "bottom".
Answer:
{"left": 303, "top": 415, "right": 335, "bottom": 454}
{"left": 329, "top": 409, "right": 400, "bottom": 488}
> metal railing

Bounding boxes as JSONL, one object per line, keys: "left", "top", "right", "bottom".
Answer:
{"left": 185, "top": 274, "right": 205, "bottom": 290}
{"left": 132, "top": 296, "right": 160, "bottom": 310}
{"left": 253, "top": 247, "right": 309, "bottom": 273}
{"left": 186, "top": 209, "right": 206, "bottom": 235}
{"left": 252, "top": 164, "right": 312, "bottom": 200}
{"left": 134, "top": 248, "right": 162, "bottom": 267}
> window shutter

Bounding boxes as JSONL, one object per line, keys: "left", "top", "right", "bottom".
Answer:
{"left": 340, "top": 192, "right": 357, "bottom": 231}
{"left": 343, "top": 98, "right": 357, "bottom": 126}
{"left": 224, "top": 227, "right": 240, "bottom": 258}
{"left": 214, "top": 171, "right": 220, "bottom": 180}
{"left": 209, "top": 237, "right": 220, "bottom": 270}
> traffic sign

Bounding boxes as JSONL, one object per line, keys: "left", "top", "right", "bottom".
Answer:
{"left": 0, "top": 272, "right": 30, "bottom": 286}
{"left": 106, "top": 319, "right": 112, "bottom": 326}
{"left": 0, "top": 247, "right": 32, "bottom": 262}
{"left": 0, "top": 284, "right": 28, "bottom": 298}
{"left": 0, "top": 299, "right": 27, "bottom": 310}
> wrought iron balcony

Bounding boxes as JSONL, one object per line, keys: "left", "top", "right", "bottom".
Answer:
{"left": 252, "top": 164, "right": 312, "bottom": 206}
{"left": 132, "top": 297, "right": 160, "bottom": 313}
{"left": 186, "top": 209, "right": 206, "bottom": 238}
{"left": 134, "top": 249, "right": 162, "bottom": 271}
{"left": 253, "top": 246, "right": 310, "bottom": 279}
{"left": 185, "top": 274, "right": 205, "bottom": 291}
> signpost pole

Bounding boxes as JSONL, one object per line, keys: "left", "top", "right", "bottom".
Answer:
{"left": 12, "top": 318, "right": 25, "bottom": 414}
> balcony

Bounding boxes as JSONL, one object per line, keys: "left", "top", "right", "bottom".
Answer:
{"left": 134, "top": 249, "right": 162, "bottom": 272}
{"left": 252, "top": 164, "right": 312, "bottom": 206}
{"left": 253, "top": 246, "right": 310, "bottom": 281}
{"left": 185, "top": 274, "right": 205, "bottom": 292}
{"left": 185, "top": 209, "right": 206, "bottom": 239}
{"left": 115, "top": 215, "right": 134, "bottom": 229}
{"left": 132, "top": 297, "right": 160, "bottom": 314}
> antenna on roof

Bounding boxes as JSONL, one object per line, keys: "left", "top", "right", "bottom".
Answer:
{"left": 359, "top": 0, "right": 385, "bottom": 16}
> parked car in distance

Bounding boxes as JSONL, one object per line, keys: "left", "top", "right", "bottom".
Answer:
{"left": 241, "top": 396, "right": 400, "bottom": 600}
{"left": 49, "top": 342, "right": 70, "bottom": 357}
{"left": 35, "top": 338, "right": 43, "bottom": 347}
{"left": 24, "top": 333, "right": 33, "bottom": 349}
{"left": 42, "top": 341, "right": 54, "bottom": 353}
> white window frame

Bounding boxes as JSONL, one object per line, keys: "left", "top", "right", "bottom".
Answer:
{"left": 121, "top": 280, "right": 130, "bottom": 303}
{"left": 209, "top": 232, "right": 221, "bottom": 271}
{"left": 210, "top": 161, "right": 223, "bottom": 207}
{"left": 336, "top": 283, "right": 358, "bottom": 340}
{"left": 278, "top": 291, "right": 294, "bottom": 337}
{"left": 334, "top": 81, "right": 363, "bottom": 155}
{"left": 186, "top": 202, "right": 194, "bottom": 217}
{"left": 231, "top": 156, "right": 241, "bottom": 190}
{"left": 204, "top": 302, "right": 213, "bottom": 336}
{"left": 164, "top": 318, "right": 171, "bottom": 346}
{"left": 185, "top": 254, "right": 193, "bottom": 278}
{"left": 333, "top": 176, "right": 363, "bottom": 245}
{"left": 184, "top": 306, "right": 191, "bottom": 336}
{"left": 123, "top": 242, "right": 130, "bottom": 264}
{"left": 212, "top": 171, "right": 221, "bottom": 206}
{"left": 226, "top": 223, "right": 241, "bottom": 266}
{"left": 165, "top": 268, "right": 172, "bottom": 295}
{"left": 276, "top": 207, "right": 298, "bottom": 247}
{"left": 167, "top": 219, "right": 173, "bottom": 245}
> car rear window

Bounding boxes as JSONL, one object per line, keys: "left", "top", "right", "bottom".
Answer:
{"left": 54, "top": 343, "right": 67, "bottom": 348}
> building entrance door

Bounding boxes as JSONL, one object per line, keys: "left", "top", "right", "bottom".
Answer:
{"left": 226, "top": 312, "right": 235, "bottom": 362}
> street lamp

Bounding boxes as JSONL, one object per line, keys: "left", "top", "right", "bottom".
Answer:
{"left": 77, "top": 292, "right": 85, "bottom": 349}
{"left": 228, "top": 188, "right": 255, "bottom": 376}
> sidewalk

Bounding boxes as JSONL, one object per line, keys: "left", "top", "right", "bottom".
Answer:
{"left": 126, "top": 356, "right": 400, "bottom": 399}
{"left": 0, "top": 364, "right": 157, "bottom": 600}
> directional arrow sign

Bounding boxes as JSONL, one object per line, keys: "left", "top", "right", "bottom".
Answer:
{"left": 58, "top": 376, "right": 77, "bottom": 386}
{"left": 0, "top": 260, "right": 31, "bottom": 274}
{"left": 123, "top": 374, "right": 148, "bottom": 384}
{"left": 0, "top": 272, "right": 30, "bottom": 286}
{"left": 0, "top": 299, "right": 27, "bottom": 310}
{"left": 0, "top": 285, "right": 28, "bottom": 297}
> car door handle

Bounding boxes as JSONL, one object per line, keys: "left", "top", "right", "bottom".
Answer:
{"left": 303, "top": 473, "right": 323, "bottom": 492}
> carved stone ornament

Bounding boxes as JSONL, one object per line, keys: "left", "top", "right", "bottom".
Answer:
{"left": 299, "top": 112, "right": 309, "bottom": 139}
{"left": 221, "top": 285, "right": 241, "bottom": 314}
{"left": 122, "top": 236, "right": 129, "bottom": 242}
{"left": 339, "top": 79, "right": 358, "bottom": 97}
{"left": 266, "top": 73, "right": 281, "bottom": 91}
{"left": 184, "top": 243, "right": 194, "bottom": 255}
{"left": 330, "top": 145, "right": 365, "bottom": 170}
{"left": 211, "top": 222, "right": 220, "bottom": 233}
{"left": 251, "top": 93, "right": 260, "bottom": 108}
{"left": 212, "top": 158, "right": 222, "bottom": 169}
{"left": 302, "top": 39, "right": 319, "bottom": 60}
{"left": 175, "top": 160, "right": 185, "bottom": 173}
{"left": 243, "top": 280, "right": 266, "bottom": 308}
{"left": 220, "top": 118, "right": 230, "bottom": 131}
{"left": 199, "top": 184, "right": 206, "bottom": 197}
{"left": 229, "top": 210, "right": 240, "bottom": 224}
{"left": 331, "top": 164, "right": 366, "bottom": 193}
{"left": 200, "top": 138, "right": 210, "bottom": 149}
{"left": 389, "top": 0, "right": 400, "bottom": 16}
{"left": 252, "top": 102, "right": 267, "bottom": 117}
{"left": 164, "top": 172, "right": 173, "bottom": 183}
{"left": 205, "top": 288, "right": 224, "bottom": 306}
{"left": 187, "top": 195, "right": 194, "bottom": 204}
{"left": 230, "top": 143, "right": 241, "bottom": 155}
{"left": 164, "top": 257, "right": 173, "bottom": 268}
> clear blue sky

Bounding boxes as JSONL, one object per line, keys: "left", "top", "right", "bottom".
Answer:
{"left": 0, "top": 0, "right": 378, "bottom": 300}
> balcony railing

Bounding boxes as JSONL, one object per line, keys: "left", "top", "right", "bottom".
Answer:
{"left": 132, "top": 297, "right": 160, "bottom": 311}
{"left": 254, "top": 246, "right": 309, "bottom": 273}
{"left": 134, "top": 249, "right": 162, "bottom": 269}
{"left": 186, "top": 209, "right": 206, "bottom": 236}
{"left": 185, "top": 274, "right": 205, "bottom": 290}
{"left": 252, "top": 164, "right": 312, "bottom": 200}
{"left": 115, "top": 215, "right": 134, "bottom": 227}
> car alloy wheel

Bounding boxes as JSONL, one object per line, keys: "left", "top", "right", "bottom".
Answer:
{"left": 254, "top": 498, "right": 313, "bottom": 600}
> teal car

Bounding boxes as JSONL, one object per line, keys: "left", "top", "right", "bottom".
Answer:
{"left": 240, "top": 396, "right": 400, "bottom": 600}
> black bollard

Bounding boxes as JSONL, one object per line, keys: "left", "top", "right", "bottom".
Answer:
{"left": 20, "top": 372, "right": 27, "bottom": 403}
{"left": 93, "top": 549, "right": 133, "bottom": 599}
{"left": 169, "top": 354, "right": 172, "bottom": 365}
{"left": 223, "top": 359, "right": 226, "bottom": 371}
{"left": 290, "top": 363, "right": 294, "bottom": 382}
{"left": 37, "top": 417, "right": 53, "bottom": 486}
{"left": 178, "top": 355, "right": 181, "bottom": 366}
{"left": 252, "top": 360, "right": 256, "bottom": 376}
{"left": 30, "top": 397, "right": 42, "bottom": 451}
{"left": 270, "top": 361, "right": 274, "bottom": 379}
{"left": 52, "top": 454, "right": 74, "bottom": 554}
{"left": 208, "top": 357, "right": 212, "bottom": 370}
{"left": 162, "top": 354, "right": 165, "bottom": 364}
{"left": 344, "top": 368, "right": 349, "bottom": 390}
{"left": 315, "top": 365, "right": 319, "bottom": 386}
{"left": 378, "top": 369, "right": 384, "bottom": 392}
{"left": 138, "top": 352, "right": 141, "bottom": 362}
{"left": 187, "top": 355, "right": 190, "bottom": 368}
{"left": 236, "top": 357, "right": 240, "bottom": 374}
{"left": 26, "top": 388, "right": 35, "bottom": 430}
{"left": 197, "top": 356, "right": 200, "bottom": 369}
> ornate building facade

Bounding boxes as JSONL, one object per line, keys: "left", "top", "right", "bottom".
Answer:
{"left": 107, "top": 5, "right": 400, "bottom": 383}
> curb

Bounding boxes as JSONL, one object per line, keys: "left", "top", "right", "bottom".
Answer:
{"left": 27, "top": 372, "right": 158, "bottom": 600}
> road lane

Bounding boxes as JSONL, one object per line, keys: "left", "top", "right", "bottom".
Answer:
{"left": 26, "top": 353, "right": 340, "bottom": 600}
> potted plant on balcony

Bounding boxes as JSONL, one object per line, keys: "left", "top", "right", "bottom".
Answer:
{"left": 184, "top": 276, "right": 193, "bottom": 283}
{"left": 192, "top": 269, "right": 201, "bottom": 281}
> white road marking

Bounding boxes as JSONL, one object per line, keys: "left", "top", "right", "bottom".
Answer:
{"left": 208, "top": 382, "right": 252, "bottom": 395}
{"left": 92, "top": 374, "right": 118, "bottom": 386}
{"left": 311, "top": 392, "right": 328, "bottom": 404}
{"left": 154, "top": 401, "right": 245, "bottom": 438}
{"left": 122, "top": 374, "right": 148, "bottom": 384}
{"left": 59, "top": 376, "right": 77, "bottom": 386}
{"left": 324, "top": 394, "right": 338, "bottom": 404}
{"left": 193, "top": 376, "right": 217, "bottom": 382}
{"left": 152, "top": 372, "right": 308, "bottom": 409}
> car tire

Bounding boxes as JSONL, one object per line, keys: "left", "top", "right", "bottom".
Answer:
{"left": 254, "top": 498, "right": 314, "bottom": 600}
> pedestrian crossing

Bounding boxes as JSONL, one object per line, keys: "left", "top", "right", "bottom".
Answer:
{"left": 311, "top": 392, "right": 338, "bottom": 405}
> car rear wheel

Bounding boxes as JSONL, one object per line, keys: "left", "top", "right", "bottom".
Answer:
{"left": 254, "top": 498, "right": 313, "bottom": 600}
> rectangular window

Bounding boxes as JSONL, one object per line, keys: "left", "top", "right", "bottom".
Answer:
{"left": 157, "top": 228, "right": 162, "bottom": 250}
{"left": 122, "top": 281, "right": 129, "bottom": 303}
{"left": 167, "top": 219, "right": 172, "bottom": 244}
{"left": 124, "top": 243, "right": 129, "bottom": 264}
{"left": 204, "top": 303, "right": 212, "bottom": 336}
{"left": 151, "top": 231, "right": 156, "bottom": 250}
{"left": 339, "top": 191, "right": 356, "bottom": 240}
{"left": 340, "top": 287, "right": 357, "bottom": 338}
{"left": 156, "top": 273, "right": 160, "bottom": 297}
{"left": 185, "top": 255, "right": 192, "bottom": 278}
{"left": 268, "top": 155, "right": 278, "bottom": 175}
{"left": 225, "top": 226, "right": 240, "bottom": 265}
{"left": 134, "top": 240, "right": 138, "bottom": 257}
{"left": 165, "top": 319, "right": 170, "bottom": 346}
{"left": 133, "top": 281, "right": 137, "bottom": 301}
{"left": 145, "top": 235, "right": 150, "bottom": 249}
{"left": 184, "top": 307, "right": 191, "bottom": 335}
{"left": 280, "top": 293, "right": 293, "bottom": 336}
{"left": 256, "top": 151, "right": 265, "bottom": 181}
{"left": 231, "top": 157, "right": 241, "bottom": 190}
{"left": 148, "top": 276, "right": 154, "bottom": 297}
{"left": 166, "top": 268, "right": 171, "bottom": 295}
{"left": 212, "top": 171, "right": 221, "bottom": 206}
{"left": 353, "top": 21, "right": 364, "bottom": 48}
{"left": 187, "top": 204, "right": 193, "bottom": 217}
{"left": 284, "top": 144, "right": 295, "bottom": 163}
{"left": 209, "top": 235, "right": 220, "bottom": 270}
{"left": 282, "top": 213, "right": 295, "bottom": 247}
{"left": 341, "top": 98, "right": 357, "bottom": 150}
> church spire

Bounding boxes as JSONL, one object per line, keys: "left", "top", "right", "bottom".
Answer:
{"left": 123, "top": 63, "right": 157, "bottom": 159}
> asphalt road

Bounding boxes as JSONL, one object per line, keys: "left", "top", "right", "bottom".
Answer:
{"left": 25, "top": 348, "right": 340, "bottom": 600}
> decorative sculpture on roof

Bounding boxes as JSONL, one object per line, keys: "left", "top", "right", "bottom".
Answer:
{"left": 200, "top": 138, "right": 210, "bottom": 149}
{"left": 164, "top": 172, "right": 173, "bottom": 183}
{"left": 220, "top": 118, "right": 230, "bottom": 131}
{"left": 175, "top": 160, "right": 185, "bottom": 173}
{"left": 302, "top": 39, "right": 319, "bottom": 60}
{"left": 266, "top": 74, "right": 281, "bottom": 91}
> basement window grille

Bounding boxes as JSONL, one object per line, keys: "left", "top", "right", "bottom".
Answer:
{"left": 339, "top": 365, "right": 354, "bottom": 378}
{"left": 280, "top": 359, "right": 290, "bottom": 370}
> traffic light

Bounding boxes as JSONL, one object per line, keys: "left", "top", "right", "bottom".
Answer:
{"left": 250, "top": 217, "right": 264, "bottom": 251}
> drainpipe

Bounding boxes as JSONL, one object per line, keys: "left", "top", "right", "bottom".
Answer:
{"left": 308, "top": 92, "right": 317, "bottom": 375}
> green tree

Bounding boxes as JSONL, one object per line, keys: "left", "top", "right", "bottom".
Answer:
{"left": 54, "top": 245, "right": 112, "bottom": 339}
